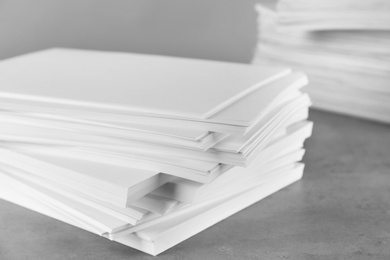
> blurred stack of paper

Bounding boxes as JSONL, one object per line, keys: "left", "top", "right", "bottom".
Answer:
{"left": 0, "top": 48, "right": 312, "bottom": 256}
{"left": 253, "top": 0, "right": 390, "bottom": 124}
{"left": 276, "top": 0, "right": 390, "bottom": 31}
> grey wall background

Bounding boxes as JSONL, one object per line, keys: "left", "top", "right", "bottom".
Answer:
{"left": 0, "top": 0, "right": 264, "bottom": 63}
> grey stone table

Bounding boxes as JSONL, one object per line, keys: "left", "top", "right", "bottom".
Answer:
{"left": 1, "top": 110, "right": 389, "bottom": 260}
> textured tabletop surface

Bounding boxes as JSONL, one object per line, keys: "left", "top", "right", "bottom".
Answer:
{"left": 1, "top": 110, "right": 390, "bottom": 260}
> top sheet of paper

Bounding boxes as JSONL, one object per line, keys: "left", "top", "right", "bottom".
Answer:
{"left": 0, "top": 48, "right": 289, "bottom": 120}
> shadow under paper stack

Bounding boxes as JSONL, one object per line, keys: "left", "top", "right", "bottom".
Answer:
{"left": 0, "top": 48, "right": 312, "bottom": 256}
{"left": 253, "top": 0, "right": 390, "bottom": 124}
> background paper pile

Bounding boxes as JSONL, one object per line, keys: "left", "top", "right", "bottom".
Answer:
{"left": 253, "top": 0, "right": 390, "bottom": 124}
{"left": 0, "top": 48, "right": 312, "bottom": 256}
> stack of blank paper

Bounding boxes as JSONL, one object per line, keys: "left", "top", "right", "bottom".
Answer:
{"left": 253, "top": 0, "right": 390, "bottom": 124}
{"left": 275, "top": 0, "right": 390, "bottom": 31}
{"left": 0, "top": 48, "right": 312, "bottom": 256}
